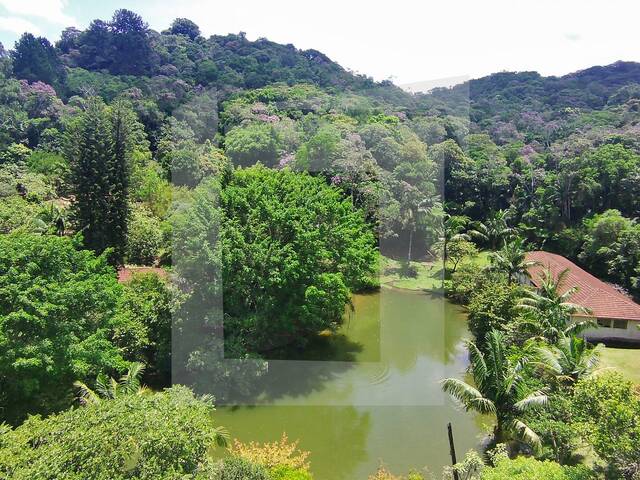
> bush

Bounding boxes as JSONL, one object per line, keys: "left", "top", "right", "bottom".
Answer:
{"left": 126, "top": 204, "right": 164, "bottom": 265}
{"left": 231, "top": 434, "right": 310, "bottom": 471}
{"left": 0, "top": 386, "right": 226, "bottom": 480}
{"left": 481, "top": 456, "right": 593, "bottom": 480}
{"left": 466, "top": 280, "right": 520, "bottom": 344}
{"left": 199, "top": 457, "right": 270, "bottom": 480}
{"left": 270, "top": 465, "right": 313, "bottom": 480}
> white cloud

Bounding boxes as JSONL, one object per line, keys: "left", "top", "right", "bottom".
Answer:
{"left": 0, "top": 15, "right": 41, "bottom": 35}
{"left": 0, "top": 0, "right": 74, "bottom": 25}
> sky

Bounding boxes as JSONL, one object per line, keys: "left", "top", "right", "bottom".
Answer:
{"left": 0, "top": 0, "right": 638, "bottom": 86}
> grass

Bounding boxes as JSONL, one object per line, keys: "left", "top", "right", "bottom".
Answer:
{"left": 599, "top": 345, "right": 640, "bottom": 384}
{"left": 379, "top": 250, "right": 492, "bottom": 292}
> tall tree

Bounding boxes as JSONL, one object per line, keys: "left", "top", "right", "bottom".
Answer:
{"left": 518, "top": 268, "right": 594, "bottom": 343}
{"left": 65, "top": 98, "right": 132, "bottom": 264}
{"left": 441, "top": 330, "right": 548, "bottom": 450}
{"left": 109, "top": 9, "right": 154, "bottom": 75}
{"left": 10, "top": 33, "right": 65, "bottom": 91}
{"left": 490, "top": 237, "right": 538, "bottom": 284}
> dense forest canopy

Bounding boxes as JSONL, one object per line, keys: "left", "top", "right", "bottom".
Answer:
{"left": 1, "top": 7, "right": 640, "bottom": 479}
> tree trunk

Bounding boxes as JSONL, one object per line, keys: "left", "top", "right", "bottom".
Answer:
{"left": 407, "top": 229, "right": 413, "bottom": 263}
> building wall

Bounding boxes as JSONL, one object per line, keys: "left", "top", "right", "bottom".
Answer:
{"left": 580, "top": 317, "right": 640, "bottom": 343}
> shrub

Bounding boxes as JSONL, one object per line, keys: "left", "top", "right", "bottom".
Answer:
{"left": 269, "top": 465, "right": 313, "bottom": 480}
{"left": 231, "top": 434, "right": 310, "bottom": 471}
{"left": 481, "top": 456, "right": 593, "bottom": 480}
{"left": 199, "top": 457, "right": 270, "bottom": 480}
{"left": 0, "top": 386, "right": 227, "bottom": 479}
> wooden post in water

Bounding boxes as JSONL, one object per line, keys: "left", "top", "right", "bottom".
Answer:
{"left": 447, "top": 422, "right": 459, "bottom": 480}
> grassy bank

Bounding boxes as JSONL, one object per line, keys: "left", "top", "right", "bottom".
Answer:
{"left": 379, "top": 251, "right": 491, "bottom": 292}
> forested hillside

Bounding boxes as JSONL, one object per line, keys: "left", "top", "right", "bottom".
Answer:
{"left": 1, "top": 7, "right": 640, "bottom": 480}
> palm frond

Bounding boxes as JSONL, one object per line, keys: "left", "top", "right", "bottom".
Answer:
{"left": 509, "top": 418, "right": 542, "bottom": 453}
{"left": 441, "top": 378, "right": 496, "bottom": 415}
{"left": 513, "top": 390, "right": 548, "bottom": 412}
{"left": 74, "top": 380, "right": 102, "bottom": 405}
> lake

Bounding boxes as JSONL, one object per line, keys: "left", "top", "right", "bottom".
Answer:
{"left": 214, "top": 288, "right": 484, "bottom": 479}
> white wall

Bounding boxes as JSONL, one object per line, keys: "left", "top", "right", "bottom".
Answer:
{"left": 581, "top": 318, "right": 640, "bottom": 343}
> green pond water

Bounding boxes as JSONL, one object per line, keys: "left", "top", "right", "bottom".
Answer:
{"left": 215, "top": 288, "right": 484, "bottom": 479}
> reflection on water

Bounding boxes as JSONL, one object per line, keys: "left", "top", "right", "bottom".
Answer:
{"left": 215, "top": 288, "right": 482, "bottom": 479}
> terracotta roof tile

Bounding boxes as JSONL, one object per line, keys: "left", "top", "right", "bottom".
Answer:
{"left": 117, "top": 266, "right": 168, "bottom": 283}
{"left": 525, "top": 251, "right": 640, "bottom": 322}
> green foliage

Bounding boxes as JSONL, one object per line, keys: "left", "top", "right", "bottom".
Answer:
{"left": 0, "top": 143, "right": 32, "bottom": 165}
{"left": 112, "top": 273, "right": 173, "bottom": 385}
{"left": 481, "top": 456, "right": 593, "bottom": 480}
{"left": 270, "top": 465, "right": 314, "bottom": 480}
{"left": 467, "top": 281, "right": 520, "bottom": 344}
{"left": 65, "top": 98, "right": 138, "bottom": 264}
{"left": 130, "top": 160, "right": 172, "bottom": 218}
{"left": 174, "top": 166, "right": 378, "bottom": 354}
{"left": 0, "top": 386, "right": 227, "bottom": 479}
{"left": 442, "top": 330, "right": 548, "bottom": 450}
{"left": 0, "top": 233, "right": 125, "bottom": 424}
{"left": 126, "top": 205, "right": 164, "bottom": 265}
{"left": 225, "top": 123, "right": 280, "bottom": 167}
{"left": 447, "top": 238, "right": 478, "bottom": 273}
{"left": 572, "top": 373, "right": 640, "bottom": 479}
{"left": 10, "top": 33, "right": 65, "bottom": 91}
{"left": 579, "top": 209, "right": 640, "bottom": 295}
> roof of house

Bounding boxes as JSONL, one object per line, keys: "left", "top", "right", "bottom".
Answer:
{"left": 117, "top": 266, "right": 168, "bottom": 283}
{"left": 525, "top": 251, "right": 640, "bottom": 322}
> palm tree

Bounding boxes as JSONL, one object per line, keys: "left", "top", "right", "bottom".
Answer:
{"left": 534, "top": 334, "right": 602, "bottom": 386}
{"left": 74, "top": 362, "right": 150, "bottom": 405}
{"left": 435, "top": 214, "right": 471, "bottom": 263}
{"left": 469, "top": 210, "right": 515, "bottom": 250}
{"left": 490, "top": 237, "right": 538, "bottom": 284}
{"left": 518, "top": 268, "right": 594, "bottom": 343}
{"left": 441, "top": 330, "right": 548, "bottom": 450}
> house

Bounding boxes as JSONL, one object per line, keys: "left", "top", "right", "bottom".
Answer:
{"left": 523, "top": 251, "right": 640, "bottom": 343}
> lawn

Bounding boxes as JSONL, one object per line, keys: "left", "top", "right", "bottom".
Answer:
{"left": 379, "top": 251, "right": 492, "bottom": 292}
{"left": 599, "top": 345, "right": 640, "bottom": 384}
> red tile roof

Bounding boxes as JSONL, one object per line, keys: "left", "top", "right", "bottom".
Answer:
{"left": 525, "top": 251, "right": 640, "bottom": 322}
{"left": 117, "top": 266, "right": 168, "bottom": 283}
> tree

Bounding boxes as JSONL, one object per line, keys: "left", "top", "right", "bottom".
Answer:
{"left": 572, "top": 373, "right": 640, "bottom": 479}
{"left": 126, "top": 204, "right": 164, "bottom": 264}
{"left": 65, "top": 98, "right": 134, "bottom": 265}
{"left": 579, "top": 210, "right": 640, "bottom": 294}
{"left": 518, "top": 268, "right": 594, "bottom": 343}
{"left": 469, "top": 210, "right": 515, "bottom": 250}
{"left": 467, "top": 281, "right": 521, "bottom": 346}
{"left": 173, "top": 166, "right": 378, "bottom": 354}
{"left": 442, "top": 330, "right": 548, "bottom": 450}
{"left": 10, "top": 33, "right": 65, "bottom": 91}
{"left": 169, "top": 18, "right": 201, "bottom": 39}
{"left": 112, "top": 272, "right": 173, "bottom": 386}
{"left": 0, "top": 386, "right": 229, "bottom": 479}
{"left": 534, "top": 334, "right": 602, "bottom": 386}
{"left": 109, "top": 9, "right": 154, "bottom": 75}
{"left": 489, "top": 237, "right": 538, "bottom": 284}
{"left": 0, "top": 234, "right": 125, "bottom": 424}
{"left": 447, "top": 238, "right": 478, "bottom": 273}
{"left": 225, "top": 123, "right": 280, "bottom": 168}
